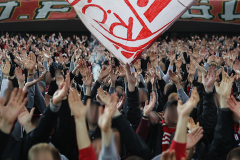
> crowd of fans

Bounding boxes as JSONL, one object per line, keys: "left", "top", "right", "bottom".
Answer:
{"left": 1, "top": 32, "right": 240, "bottom": 160}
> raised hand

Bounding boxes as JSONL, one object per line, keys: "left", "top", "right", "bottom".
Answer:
{"left": 187, "top": 117, "right": 199, "bottom": 131}
{"left": 202, "top": 65, "right": 216, "bottom": 92}
{"left": 186, "top": 127, "right": 203, "bottom": 149}
{"left": 227, "top": 95, "right": 240, "bottom": 119}
{"left": 117, "top": 92, "right": 126, "bottom": 111}
{"left": 178, "top": 87, "right": 199, "bottom": 117}
{"left": 109, "top": 67, "right": 117, "bottom": 84}
{"left": 82, "top": 67, "right": 93, "bottom": 87}
{"left": 214, "top": 70, "right": 232, "bottom": 98}
{"left": 176, "top": 57, "right": 182, "bottom": 69}
{"left": 1, "top": 60, "right": 11, "bottom": 76}
{"left": 134, "top": 59, "right": 141, "bottom": 70}
{"left": 23, "top": 73, "right": 45, "bottom": 93}
{"left": 23, "top": 57, "right": 35, "bottom": 71}
{"left": 187, "top": 63, "right": 196, "bottom": 76}
{"left": 147, "top": 62, "right": 152, "bottom": 73}
{"left": 68, "top": 87, "right": 91, "bottom": 120}
{"left": 143, "top": 92, "right": 156, "bottom": 117}
{"left": 125, "top": 63, "right": 136, "bottom": 92}
{"left": 15, "top": 66, "right": 25, "bottom": 88}
{"left": 18, "top": 107, "right": 35, "bottom": 133}
{"left": 79, "top": 60, "right": 88, "bottom": 78}
{"left": 99, "top": 65, "right": 111, "bottom": 81}
{"left": 169, "top": 70, "right": 179, "bottom": 84}
{"left": 191, "top": 57, "right": 207, "bottom": 75}
{"left": 0, "top": 88, "right": 27, "bottom": 133}
{"left": 29, "top": 52, "right": 36, "bottom": 63}
{"left": 117, "top": 64, "right": 126, "bottom": 77}
{"left": 52, "top": 74, "right": 70, "bottom": 106}
{"left": 97, "top": 86, "right": 111, "bottom": 105}
{"left": 98, "top": 93, "right": 119, "bottom": 133}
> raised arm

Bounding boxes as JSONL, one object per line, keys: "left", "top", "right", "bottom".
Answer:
{"left": 169, "top": 70, "right": 189, "bottom": 104}
{"left": 170, "top": 87, "right": 200, "bottom": 160}
{"left": 125, "top": 64, "right": 142, "bottom": 130}
{"left": 0, "top": 88, "right": 27, "bottom": 157}
{"left": 98, "top": 93, "right": 119, "bottom": 160}
{"left": 21, "top": 74, "right": 70, "bottom": 160}
{"left": 0, "top": 61, "right": 10, "bottom": 97}
{"left": 206, "top": 70, "right": 236, "bottom": 160}
{"left": 68, "top": 88, "right": 97, "bottom": 160}
{"left": 195, "top": 65, "right": 218, "bottom": 138}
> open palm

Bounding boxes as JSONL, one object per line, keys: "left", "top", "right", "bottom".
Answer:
{"left": 68, "top": 87, "right": 91, "bottom": 119}
{"left": 18, "top": 107, "right": 35, "bottom": 127}
{"left": 143, "top": 92, "right": 156, "bottom": 116}
{"left": 1, "top": 88, "right": 27, "bottom": 125}
{"left": 214, "top": 70, "right": 232, "bottom": 98}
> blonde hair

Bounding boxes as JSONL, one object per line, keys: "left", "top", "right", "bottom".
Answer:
{"left": 28, "top": 143, "right": 60, "bottom": 160}
{"left": 168, "top": 92, "right": 178, "bottom": 101}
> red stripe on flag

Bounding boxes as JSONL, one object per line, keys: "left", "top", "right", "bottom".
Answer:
{"left": 144, "top": 0, "right": 171, "bottom": 23}
{"left": 66, "top": 0, "right": 81, "bottom": 6}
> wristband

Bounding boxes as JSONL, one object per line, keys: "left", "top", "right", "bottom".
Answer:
{"left": 143, "top": 116, "right": 149, "bottom": 119}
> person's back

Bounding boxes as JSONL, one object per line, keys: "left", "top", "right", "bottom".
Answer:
{"left": 145, "top": 100, "right": 178, "bottom": 156}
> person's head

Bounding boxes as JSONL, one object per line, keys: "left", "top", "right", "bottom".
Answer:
{"left": 164, "top": 83, "right": 172, "bottom": 95}
{"left": 168, "top": 93, "right": 179, "bottom": 101}
{"left": 63, "top": 55, "right": 68, "bottom": 64}
{"left": 44, "top": 72, "right": 51, "bottom": 85}
{"left": 227, "top": 147, "right": 240, "bottom": 160}
{"left": 111, "top": 57, "right": 116, "bottom": 66}
{"left": 115, "top": 86, "right": 123, "bottom": 97}
{"left": 28, "top": 143, "right": 60, "bottom": 160}
{"left": 87, "top": 100, "right": 101, "bottom": 125}
{"left": 162, "top": 100, "right": 178, "bottom": 127}
{"left": 55, "top": 72, "right": 64, "bottom": 87}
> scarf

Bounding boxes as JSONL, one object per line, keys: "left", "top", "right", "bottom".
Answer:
{"left": 161, "top": 120, "right": 176, "bottom": 152}
{"left": 187, "top": 86, "right": 191, "bottom": 96}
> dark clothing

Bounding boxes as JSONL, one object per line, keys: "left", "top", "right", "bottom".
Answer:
{"left": 1, "top": 107, "right": 58, "bottom": 160}
{"left": 126, "top": 87, "right": 142, "bottom": 130}
{"left": 91, "top": 80, "right": 101, "bottom": 100}
{"left": 145, "top": 121, "right": 164, "bottom": 156}
{"left": 112, "top": 115, "right": 152, "bottom": 160}
{"left": 192, "top": 92, "right": 218, "bottom": 143}
{"left": 51, "top": 99, "right": 73, "bottom": 159}
{"left": 205, "top": 108, "right": 237, "bottom": 160}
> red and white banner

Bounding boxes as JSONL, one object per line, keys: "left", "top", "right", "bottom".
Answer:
{"left": 1, "top": 0, "right": 240, "bottom": 25}
{"left": 68, "top": 0, "right": 197, "bottom": 64}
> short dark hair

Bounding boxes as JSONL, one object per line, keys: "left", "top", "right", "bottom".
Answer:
{"left": 91, "top": 100, "right": 102, "bottom": 107}
{"left": 28, "top": 143, "right": 60, "bottom": 160}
